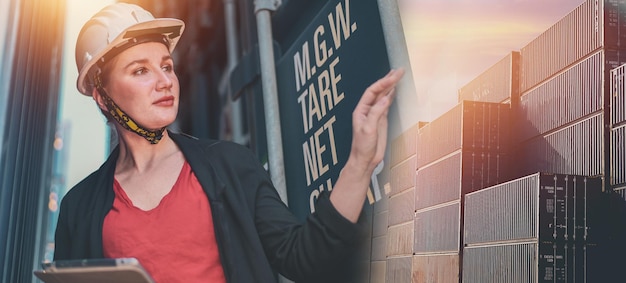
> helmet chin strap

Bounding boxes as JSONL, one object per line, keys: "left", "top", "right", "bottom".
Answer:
{"left": 93, "top": 74, "right": 166, "bottom": 144}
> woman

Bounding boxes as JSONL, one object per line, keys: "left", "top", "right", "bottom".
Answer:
{"left": 54, "top": 3, "right": 404, "bottom": 283}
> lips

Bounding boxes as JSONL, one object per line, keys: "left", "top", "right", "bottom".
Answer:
{"left": 153, "top": 95, "right": 175, "bottom": 106}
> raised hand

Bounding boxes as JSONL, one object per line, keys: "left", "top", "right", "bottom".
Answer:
{"left": 349, "top": 68, "right": 405, "bottom": 173}
{"left": 330, "top": 68, "right": 405, "bottom": 222}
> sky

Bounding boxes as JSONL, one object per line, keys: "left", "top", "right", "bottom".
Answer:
{"left": 57, "top": 0, "right": 585, "bottom": 189}
{"left": 398, "top": 0, "right": 585, "bottom": 121}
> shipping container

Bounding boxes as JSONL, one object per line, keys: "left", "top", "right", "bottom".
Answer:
{"left": 414, "top": 201, "right": 461, "bottom": 254}
{"left": 417, "top": 101, "right": 510, "bottom": 168}
{"left": 463, "top": 242, "right": 536, "bottom": 283}
{"left": 416, "top": 152, "right": 462, "bottom": 209}
{"left": 461, "top": 150, "right": 509, "bottom": 196}
{"left": 611, "top": 62, "right": 626, "bottom": 126}
{"left": 390, "top": 155, "right": 416, "bottom": 196}
{"left": 464, "top": 173, "right": 603, "bottom": 245}
{"left": 387, "top": 222, "right": 414, "bottom": 256}
{"left": 515, "top": 113, "right": 604, "bottom": 179}
{"left": 463, "top": 241, "right": 601, "bottom": 283}
{"left": 415, "top": 150, "right": 509, "bottom": 209}
{"left": 386, "top": 256, "right": 412, "bottom": 283}
{"left": 388, "top": 188, "right": 415, "bottom": 226}
{"left": 519, "top": 0, "right": 626, "bottom": 92}
{"left": 611, "top": 124, "right": 626, "bottom": 185}
{"left": 412, "top": 254, "right": 459, "bottom": 283}
{"left": 391, "top": 123, "right": 418, "bottom": 168}
{"left": 371, "top": 223, "right": 387, "bottom": 263}
{"left": 517, "top": 50, "right": 604, "bottom": 142}
{"left": 458, "top": 52, "right": 520, "bottom": 104}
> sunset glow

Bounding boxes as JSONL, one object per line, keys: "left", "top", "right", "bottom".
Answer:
{"left": 399, "top": 0, "right": 585, "bottom": 120}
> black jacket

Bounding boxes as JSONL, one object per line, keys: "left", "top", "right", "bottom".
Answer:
{"left": 54, "top": 133, "right": 361, "bottom": 282}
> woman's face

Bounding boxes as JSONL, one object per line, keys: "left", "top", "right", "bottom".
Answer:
{"left": 98, "top": 41, "right": 180, "bottom": 130}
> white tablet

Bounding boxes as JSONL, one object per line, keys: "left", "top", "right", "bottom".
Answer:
{"left": 33, "top": 258, "right": 155, "bottom": 283}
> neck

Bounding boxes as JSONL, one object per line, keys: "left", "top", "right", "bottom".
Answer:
{"left": 114, "top": 127, "right": 179, "bottom": 174}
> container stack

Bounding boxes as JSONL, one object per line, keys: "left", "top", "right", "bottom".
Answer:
{"left": 380, "top": 0, "right": 626, "bottom": 281}
{"left": 412, "top": 101, "right": 511, "bottom": 281}
{"left": 377, "top": 124, "right": 418, "bottom": 282}
{"left": 462, "top": 173, "right": 604, "bottom": 282}
{"left": 515, "top": 0, "right": 626, "bottom": 179}
{"left": 611, "top": 64, "right": 626, "bottom": 198}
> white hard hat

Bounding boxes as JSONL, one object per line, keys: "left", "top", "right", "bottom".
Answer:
{"left": 75, "top": 3, "right": 185, "bottom": 95}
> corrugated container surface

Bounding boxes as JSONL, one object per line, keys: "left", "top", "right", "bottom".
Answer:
{"left": 417, "top": 101, "right": 510, "bottom": 168}
{"left": 416, "top": 152, "right": 462, "bottom": 209}
{"left": 463, "top": 242, "right": 537, "bottom": 283}
{"left": 463, "top": 242, "right": 600, "bottom": 283}
{"left": 390, "top": 124, "right": 418, "bottom": 167}
{"left": 611, "top": 124, "right": 626, "bottom": 185}
{"left": 519, "top": 0, "right": 626, "bottom": 92}
{"left": 417, "top": 103, "right": 462, "bottom": 167}
{"left": 464, "top": 174, "right": 539, "bottom": 245}
{"left": 464, "top": 173, "right": 604, "bottom": 245}
{"left": 415, "top": 150, "right": 509, "bottom": 210}
{"left": 461, "top": 150, "right": 508, "bottom": 196}
{"left": 388, "top": 188, "right": 415, "bottom": 226}
{"left": 390, "top": 156, "right": 416, "bottom": 196}
{"left": 387, "top": 222, "right": 414, "bottom": 256}
{"left": 412, "top": 254, "right": 459, "bottom": 283}
{"left": 414, "top": 202, "right": 460, "bottom": 254}
{"left": 458, "top": 52, "right": 520, "bottom": 104}
{"left": 517, "top": 50, "right": 603, "bottom": 142}
{"left": 386, "top": 256, "right": 412, "bottom": 283}
{"left": 515, "top": 113, "right": 604, "bottom": 179}
{"left": 611, "top": 63, "right": 626, "bottom": 126}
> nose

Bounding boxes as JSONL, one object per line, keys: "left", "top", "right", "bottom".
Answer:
{"left": 156, "top": 69, "right": 174, "bottom": 91}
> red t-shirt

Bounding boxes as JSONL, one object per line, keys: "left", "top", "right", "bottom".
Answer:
{"left": 103, "top": 161, "right": 226, "bottom": 283}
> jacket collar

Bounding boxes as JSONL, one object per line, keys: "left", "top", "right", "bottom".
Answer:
{"left": 104, "top": 131, "right": 226, "bottom": 200}
{"left": 169, "top": 132, "right": 226, "bottom": 200}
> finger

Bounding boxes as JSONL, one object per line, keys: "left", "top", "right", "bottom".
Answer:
{"left": 374, "top": 115, "right": 388, "bottom": 161}
{"left": 359, "top": 68, "right": 405, "bottom": 107}
{"left": 365, "top": 89, "right": 394, "bottom": 128}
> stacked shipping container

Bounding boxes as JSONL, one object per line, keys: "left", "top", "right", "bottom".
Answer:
{"left": 415, "top": 101, "right": 510, "bottom": 205}
{"left": 458, "top": 52, "right": 520, "bottom": 104}
{"left": 517, "top": 113, "right": 604, "bottom": 178}
{"left": 516, "top": 0, "right": 626, "bottom": 181}
{"left": 374, "top": 124, "right": 418, "bottom": 282}
{"left": 462, "top": 173, "right": 604, "bottom": 282}
{"left": 381, "top": 0, "right": 626, "bottom": 281}
{"left": 412, "top": 101, "right": 511, "bottom": 281}
{"left": 519, "top": 0, "right": 626, "bottom": 93}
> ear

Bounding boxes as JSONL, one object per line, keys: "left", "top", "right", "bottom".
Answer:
{"left": 92, "top": 88, "right": 107, "bottom": 111}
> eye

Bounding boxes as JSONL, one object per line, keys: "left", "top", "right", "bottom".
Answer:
{"left": 162, "top": 64, "right": 173, "bottom": 72}
{"left": 133, "top": 67, "right": 147, "bottom": 76}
